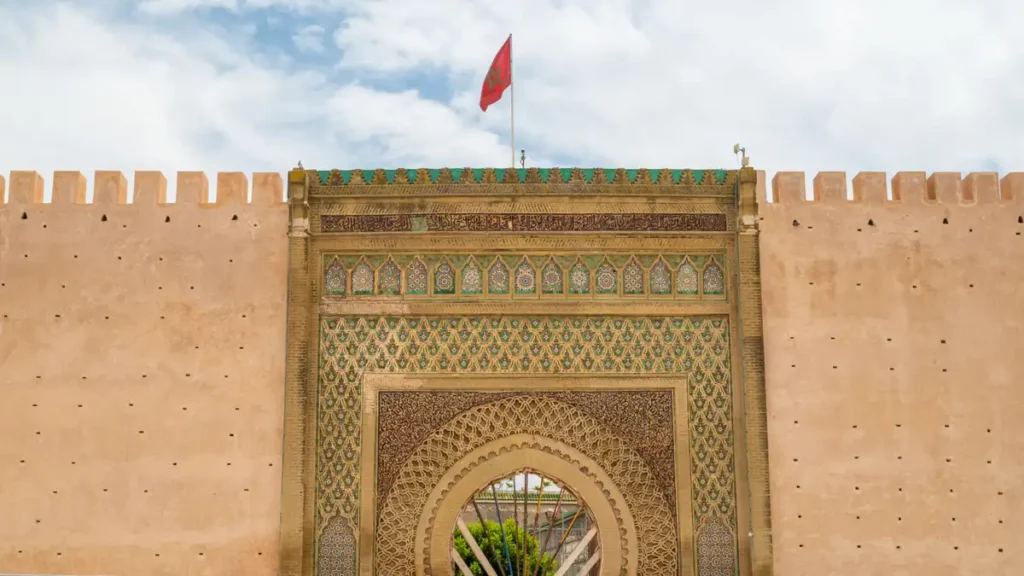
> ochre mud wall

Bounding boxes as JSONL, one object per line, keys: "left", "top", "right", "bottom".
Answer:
{"left": 759, "top": 171, "right": 1024, "bottom": 575}
{"left": 0, "top": 171, "right": 287, "bottom": 576}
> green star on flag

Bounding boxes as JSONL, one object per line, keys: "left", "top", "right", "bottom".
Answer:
{"left": 480, "top": 36, "right": 512, "bottom": 112}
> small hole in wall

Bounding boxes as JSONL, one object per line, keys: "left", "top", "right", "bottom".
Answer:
{"left": 232, "top": 215, "right": 238, "bottom": 221}
{"left": 101, "top": 214, "right": 107, "bottom": 222}
{"left": 857, "top": 228, "right": 862, "bottom": 232}
{"left": 165, "top": 216, "right": 171, "bottom": 223}
{"left": 21, "top": 212, "right": 27, "bottom": 219}
{"left": 868, "top": 219, "right": 874, "bottom": 226}
{"left": 792, "top": 220, "right": 799, "bottom": 227}
{"left": 807, "top": 225, "right": 814, "bottom": 230}
{"left": 943, "top": 218, "right": 948, "bottom": 224}
{"left": 1018, "top": 216, "right": 1023, "bottom": 223}
{"left": 969, "top": 228, "right": 973, "bottom": 233}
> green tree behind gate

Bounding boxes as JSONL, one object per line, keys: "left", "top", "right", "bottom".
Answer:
{"left": 453, "top": 518, "right": 558, "bottom": 576}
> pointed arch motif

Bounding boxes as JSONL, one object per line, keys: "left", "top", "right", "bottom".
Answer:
{"left": 569, "top": 259, "right": 591, "bottom": 295}
{"left": 676, "top": 258, "right": 699, "bottom": 296}
{"left": 623, "top": 258, "right": 644, "bottom": 295}
{"left": 377, "top": 259, "right": 401, "bottom": 295}
{"left": 541, "top": 258, "right": 564, "bottom": 294}
{"left": 650, "top": 259, "right": 671, "bottom": 295}
{"left": 460, "top": 257, "right": 483, "bottom": 295}
{"left": 434, "top": 259, "right": 456, "bottom": 295}
{"left": 324, "top": 258, "right": 346, "bottom": 296}
{"left": 351, "top": 259, "right": 374, "bottom": 296}
{"left": 703, "top": 258, "right": 725, "bottom": 295}
{"left": 487, "top": 258, "right": 510, "bottom": 295}
{"left": 514, "top": 258, "right": 537, "bottom": 295}
{"left": 405, "top": 258, "right": 428, "bottom": 295}
{"left": 595, "top": 259, "right": 617, "bottom": 295}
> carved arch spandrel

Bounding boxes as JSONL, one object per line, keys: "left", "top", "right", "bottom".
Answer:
{"left": 373, "top": 395, "right": 678, "bottom": 576}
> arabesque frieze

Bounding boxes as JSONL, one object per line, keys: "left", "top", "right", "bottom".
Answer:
{"left": 322, "top": 252, "right": 726, "bottom": 300}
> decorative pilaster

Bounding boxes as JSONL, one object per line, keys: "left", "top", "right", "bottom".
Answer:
{"left": 736, "top": 167, "right": 774, "bottom": 575}
{"left": 280, "top": 167, "right": 315, "bottom": 576}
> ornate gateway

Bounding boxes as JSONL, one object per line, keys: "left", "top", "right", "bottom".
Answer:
{"left": 278, "top": 167, "right": 773, "bottom": 576}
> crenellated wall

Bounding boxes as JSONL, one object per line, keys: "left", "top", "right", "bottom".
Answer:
{"left": 0, "top": 171, "right": 287, "bottom": 576}
{"left": 4, "top": 165, "right": 1024, "bottom": 576}
{"left": 759, "top": 170, "right": 1024, "bottom": 575}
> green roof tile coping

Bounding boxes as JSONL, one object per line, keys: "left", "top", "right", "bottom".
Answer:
{"left": 312, "top": 168, "right": 733, "bottom": 186}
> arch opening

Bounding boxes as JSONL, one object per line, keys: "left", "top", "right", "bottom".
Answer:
{"left": 450, "top": 469, "right": 602, "bottom": 576}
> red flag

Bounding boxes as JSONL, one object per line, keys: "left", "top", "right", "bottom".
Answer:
{"left": 479, "top": 36, "right": 512, "bottom": 112}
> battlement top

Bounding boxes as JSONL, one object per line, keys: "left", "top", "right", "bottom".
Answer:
{"left": 303, "top": 167, "right": 738, "bottom": 187}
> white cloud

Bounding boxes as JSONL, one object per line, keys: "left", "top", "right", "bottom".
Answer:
{"left": 292, "top": 24, "right": 325, "bottom": 53}
{"left": 139, "top": 0, "right": 347, "bottom": 14}
{"left": 1, "top": 0, "right": 1023, "bottom": 203}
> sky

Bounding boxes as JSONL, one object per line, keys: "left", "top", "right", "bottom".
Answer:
{"left": 0, "top": 0, "right": 1022, "bottom": 200}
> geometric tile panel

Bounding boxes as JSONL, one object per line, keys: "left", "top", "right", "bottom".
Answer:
{"left": 316, "top": 315, "right": 737, "bottom": 575}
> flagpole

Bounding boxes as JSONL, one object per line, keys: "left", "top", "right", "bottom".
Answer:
{"left": 508, "top": 33, "right": 515, "bottom": 169}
